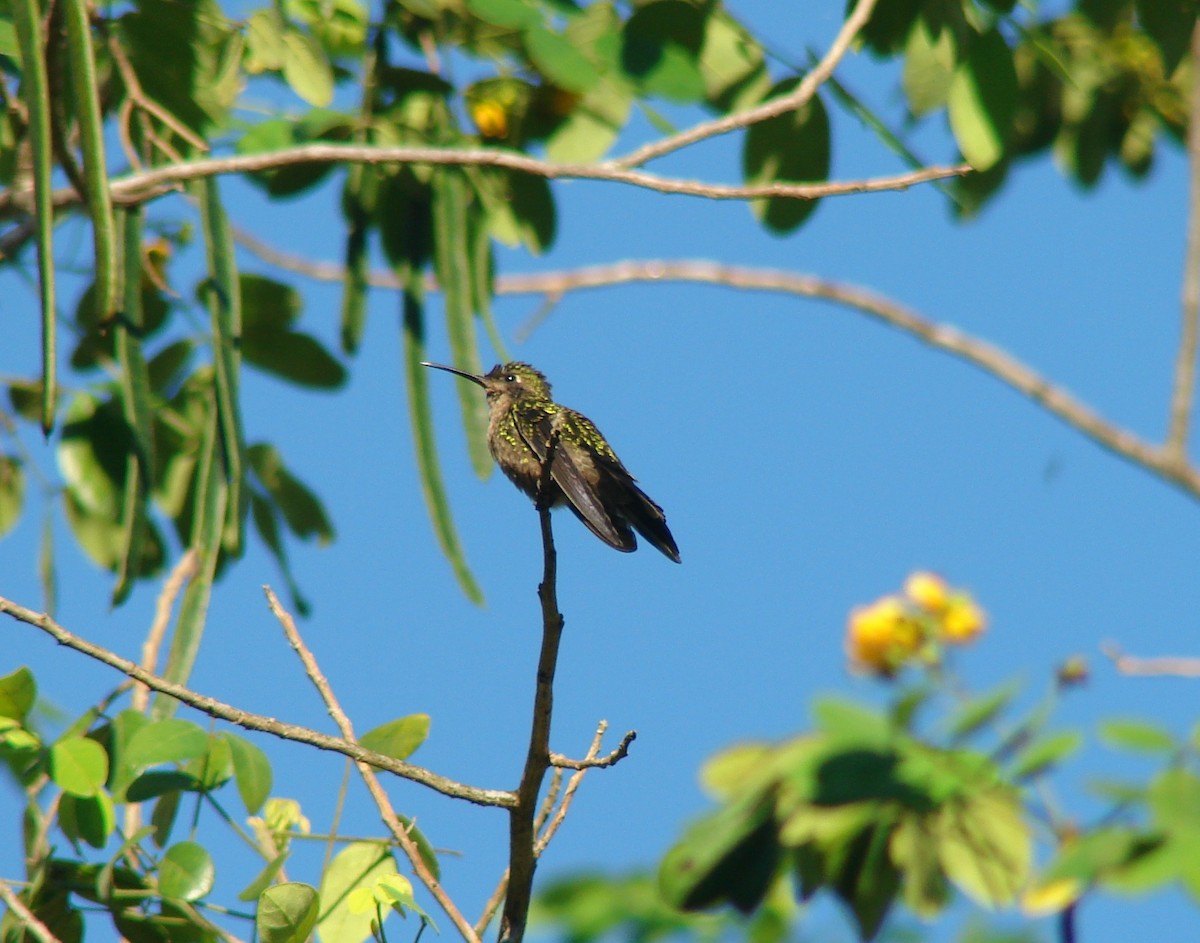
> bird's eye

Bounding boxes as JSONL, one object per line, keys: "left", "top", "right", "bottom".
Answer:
{"left": 504, "top": 374, "right": 517, "bottom": 383}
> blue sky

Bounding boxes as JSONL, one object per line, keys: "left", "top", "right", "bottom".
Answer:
{"left": 3, "top": 2, "right": 1199, "bottom": 941}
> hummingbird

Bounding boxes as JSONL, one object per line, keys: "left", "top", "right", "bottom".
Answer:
{"left": 421, "top": 361, "right": 681, "bottom": 563}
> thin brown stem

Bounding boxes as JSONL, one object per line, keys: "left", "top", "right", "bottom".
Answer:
{"left": 500, "top": 437, "right": 566, "bottom": 943}
{"left": 550, "top": 728, "right": 636, "bottom": 769}
{"left": 1168, "top": 23, "right": 1200, "bottom": 460}
{"left": 475, "top": 722, "right": 614, "bottom": 937}
{"left": 612, "top": 0, "right": 881, "bottom": 169}
{"left": 534, "top": 723, "right": 610, "bottom": 857}
{"left": 0, "top": 145, "right": 967, "bottom": 216}
{"left": 263, "top": 587, "right": 480, "bottom": 943}
{"left": 0, "top": 594, "right": 514, "bottom": 808}
{"left": 1102, "top": 643, "right": 1200, "bottom": 677}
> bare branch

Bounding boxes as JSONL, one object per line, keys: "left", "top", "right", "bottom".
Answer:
{"left": 496, "top": 260, "right": 1200, "bottom": 501}
{"left": 263, "top": 587, "right": 480, "bottom": 943}
{"left": 550, "top": 728, "right": 636, "bottom": 770}
{"left": 0, "top": 594, "right": 515, "bottom": 809}
{"left": 226, "top": 244, "right": 1200, "bottom": 501}
{"left": 1103, "top": 642, "right": 1200, "bottom": 677}
{"left": 0, "top": 144, "right": 967, "bottom": 217}
{"left": 501, "top": 439, "right": 566, "bottom": 943}
{"left": 1167, "top": 22, "right": 1200, "bottom": 459}
{"left": 536, "top": 723, "right": 615, "bottom": 856}
{"left": 612, "top": 0, "right": 881, "bottom": 169}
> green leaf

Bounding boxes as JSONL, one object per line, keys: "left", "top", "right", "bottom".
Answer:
{"left": 465, "top": 0, "right": 541, "bottom": 28}
{"left": 828, "top": 819, "right": 901, "bottom": 940}
{"left": 159, "top": 840, "right": 215, "bottom": 901}
{"left": 49, "top": 737, "right": 109, "bottom": 797}
{"left": 935, "top": 791, "right": 1030, "bottom": 906}
{"left": 244, "top": 331, "right": 348, "bottom": 388}
{"left": 124, "top": 718, "right": 210, "bottom": 770}
{"left": 106, "top": 709, "right": 148, "bottom": 801}
{"left": 1099, "top": 718, "right": 1177, "bottom": 753}
{"left": 698, "top": 9, "right": 768, "bottom": 113}
{"left": 948, "top": 28, "right": 1016, "bottom": 171}
{"left": 318, "top": 842, "right": 397, "bottom": 943}
{"left": 126, "top": 770, "right": 203, "bottom": 802}
{"left": 743, "top": 78, "right": 830, "bottom": 234}
{"left": 248, "top": 443, "right": 335, "bottom": 543}
{"left": 59, "top": 790, "right": 116, "bottom": 848}
{"left": 187, "top": 733, "right": 233, "bottom": 790}
{"left": 545, "top": 74, "right": 632, "bottom": 163}
{"left": 620, "top": 0, "right": 706, "bottom": 103}
{"left": 1010, "top": 730, "right": 1083, "bottom": 779}
{"left": 1148, "top": 768, "right": 1200, "bottom": 833}
{"left": 359, "top": 714, "right": 430, "bottom": 761}
{"left": 524, "top": 25, "right": 601, "bottom": 94}
{"left": 811, "top": 696, "right": 889, "bottom": 743}
{"left": 240, "top": 276, "right": 346, "bottom": 388}
{"left": 700, "top": 742, "right": 775, "bottom": 800}
{"left": 902, "top": 14, "right": 958, "bottom": 117}
{"left": 0, "top": 454, "right": 24, "bottom": 537}
{"left": 476, "top": 168, "right": 557, "bottom": 254}
{"left": 1136, "top": 0, "right": 1197, "bottom": 73}
{"left": 119, "top": 0, "right": 237, "bottom": 136}
{"left": 241, "top": 273, "right": 302, "bottom": 331}
{"left": 659, "top": 790, "right": 780, "bottom": 913}
{"left": 282, "top": 29, "right": 334, "bottom": 107}
{"left": 250, "top": 492, "right": 312, "bottom": 617}
{"left": 889, "top": 815, "right": 950, "bottom": 917}
{"left": 258, "top": 883, "right": 320, "bottom": 943}
{"left": 223, "top": 733, "right": 273, "bottom": 814}
{"left": 0, "top": 666, "right": 36, "bottom": 720}
{"left": 245, "top": 8, "right": 288, "bottom": 72}
{"left": 240, "top": 852, "right": 290, "bottom": 902}
{"left": 855, "top": 0, "right": 922, "bottom": 55}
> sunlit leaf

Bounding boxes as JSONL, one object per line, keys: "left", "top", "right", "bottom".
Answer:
{"left": 258, "top": 883, "right": 320, "bottom": 943}
{"left": 159, "top": 840, "right": 215, "bottom": 901}
{"left": 0, "top": 666, "right": 36, "bottom": 721}
{"left": 359, "top": 714, "right": 430, "bottom": 761}
{"left": 49, "top": 737, "right": 109, "bottom": 797}
{"left": 948, "top": 28, "right": 1016, "bottom": 171}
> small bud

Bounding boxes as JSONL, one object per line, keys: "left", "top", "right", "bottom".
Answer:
{"left": 1056, "top": 655, "right": 1089, "bottom": 687}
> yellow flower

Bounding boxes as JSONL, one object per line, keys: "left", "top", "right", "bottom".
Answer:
{"left": 846, "top": 596, "right": 921, "bottom": 675}
{"left": 940, "top": 596, "right": 987, "bottom": 644}
{"left": 469, "top": 100, "right": 509, "bottom": 139}
{"left": 904, "top": 571, "right": 949, "bottom": 612}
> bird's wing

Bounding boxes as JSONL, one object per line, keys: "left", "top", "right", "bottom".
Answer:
{"left": 516, "top": 408, "right": 635, "bottom": 551}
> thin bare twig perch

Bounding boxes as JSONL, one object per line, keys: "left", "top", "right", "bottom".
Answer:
{"left": 0, "top": 594, "right": 514, "bottom": 809}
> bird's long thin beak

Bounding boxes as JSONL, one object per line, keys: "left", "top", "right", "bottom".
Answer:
{"left": 420, "top": 362, "right": 486, "bottom": 387}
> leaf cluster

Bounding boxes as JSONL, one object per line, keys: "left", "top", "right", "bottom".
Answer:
{"left": 0, "top": 664, "right": 438, "bottom": 943}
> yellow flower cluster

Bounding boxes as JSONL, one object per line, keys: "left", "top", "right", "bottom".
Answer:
{"left": 846, "top": 572, "right": 987, "bottom": 676}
